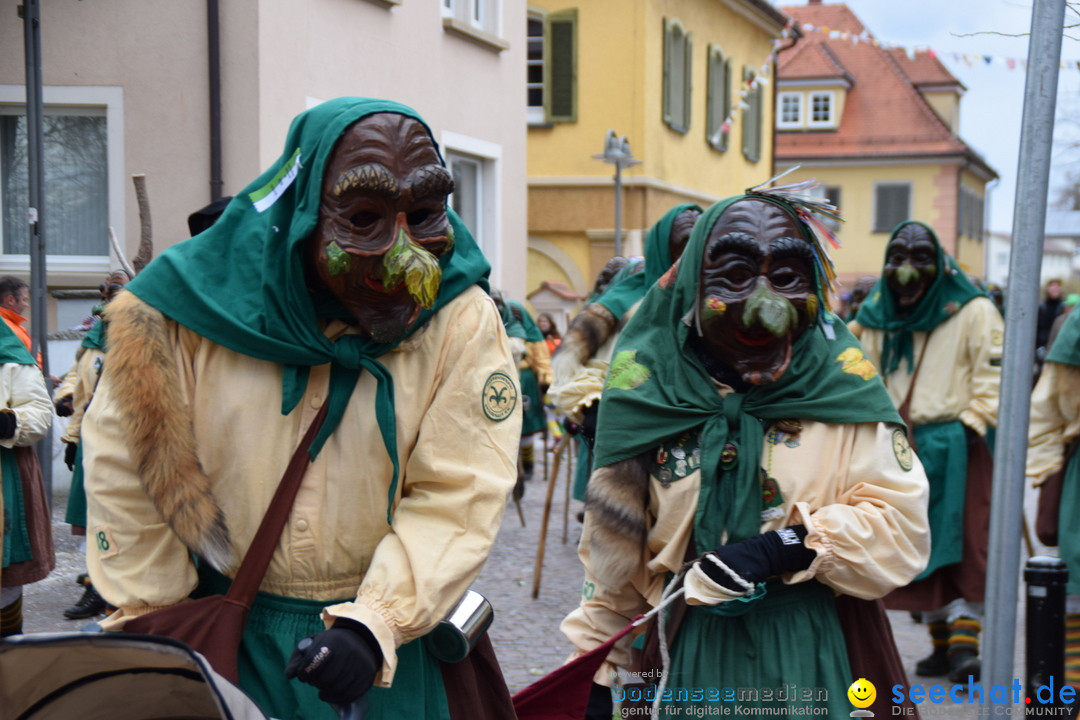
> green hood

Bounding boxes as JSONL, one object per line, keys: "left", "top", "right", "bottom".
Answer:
{"left": 595, "top": 203, "right": 702, "bottom": 319}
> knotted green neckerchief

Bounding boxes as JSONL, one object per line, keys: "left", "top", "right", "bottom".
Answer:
{"left": 594, "top": 194, "right": 902, "bottom": 548}
{"left": 854, "top": 221, "right": 985, "bottom": 376}
{"left": 125, "top": 98, "right": 491, "bottom": 523}
{"left": 0, "top": 319, "right": 37, "bottom": 567}
{"left": 594, "top": 203, "right": 702, "bottom": 319}
{"left": 81, "top": 318, "right": 107, "bottom": 351}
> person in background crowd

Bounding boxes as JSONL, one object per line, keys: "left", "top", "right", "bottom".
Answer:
{"left": 0, "top": 318, "right": 56, "bottom": 636}
{"left": 852, "top": 221, "right": 1002, "bottom": 684}
{"left": 508, "top": 299, "right": 552, "bottom": 487}
{"left": 550, "top": 203, "right": 701, "bottom": 503}
{"left": 564, "top": 191, "right": 928, "bottom": 718}
{"left": 845, "top": 275, "right": 878, "bottom": 322}
{"left": 536, "top": 312, "right": 561, "bottom": 357}
{"left": 82, "top": 97, "right": 522, "bottom": 720}
{"left": 1037, "top": 279, "right": 1065, "bottom": 360}
{"left": 57, "top": 271, "right": 130, "bottom": 621}
{"left": 1028, "top": 306, "right": 1080, "bottom": 695}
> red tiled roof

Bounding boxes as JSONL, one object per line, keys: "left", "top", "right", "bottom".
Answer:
{"left": 527, "top": 280, "right": 587, "bottom": 301}
{"left": 888, "top": 47, "right": 965, "bottom": 90}
{"left": 776, "top": 1, "right": 992, "bottom": 177}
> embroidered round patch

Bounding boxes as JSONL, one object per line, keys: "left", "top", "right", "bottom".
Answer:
{"left": 482, "top": 372, "right": 518, "bottom": 422}
{"left": 892, "top": 428, "right": 914, "bottom": 471}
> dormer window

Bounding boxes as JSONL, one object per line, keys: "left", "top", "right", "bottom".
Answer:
{"left": 778, "top": 92, "right": 803, "bottom": 129}
{"left": 809, "top": 91, "right": 835, "bottom": 127}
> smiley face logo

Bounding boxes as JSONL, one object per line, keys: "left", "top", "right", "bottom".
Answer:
{"left": 848, "top": 678, "right": 876, "bottom": 709}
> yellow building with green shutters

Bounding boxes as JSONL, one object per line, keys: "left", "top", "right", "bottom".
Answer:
{"left": 526, "top": 0, "right": 793, "bottom": 313}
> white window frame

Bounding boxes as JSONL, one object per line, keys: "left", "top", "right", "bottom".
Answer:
{"left": 808, "top": 91, "right": 835, "bottom": 128}
{"left": 777, "top": 92, "right": 803, "bottom": 129}
{"left": 0, "top": 84, "right": 121, "bottom": 276}
{"left": 526, "top": 11, "right": 546, "bottom": 125}
{"left": 444, "top": 0, "right": 499, "bottom": 35}
{"left": 441, "top": 131, "right": 503, "bottom": 286}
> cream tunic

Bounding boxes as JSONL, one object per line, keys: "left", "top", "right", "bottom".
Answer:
{"left": 60, "top": 346, "right": 104, "bottom": 444}
{"left": 561, "top": 418, "right": 930, "bottom": 682}
{"left": 83, "top": 286, "right": 521, "bottom": 686}
{"left": 851, "top": 296, "right": 1003, "bottom": 436}
{"left": 1027, "top": 361, "right": 1080, "bottom": 485}
{"left": 0, "top": 361, "right": 55, "bottom": 587}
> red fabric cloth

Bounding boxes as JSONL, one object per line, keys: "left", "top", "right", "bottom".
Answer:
{"left": 512, "top": 618, "right": 639, "bottom": 720}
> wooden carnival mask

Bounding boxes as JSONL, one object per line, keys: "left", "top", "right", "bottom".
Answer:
{"left": 697, "top": 197, "right": 816, "bottom": 385}
{"left": 309, "top": 113, "right": 455, "bottom": 342}
{"left": 884, "top": 223, "right": 938, "bottom": 313}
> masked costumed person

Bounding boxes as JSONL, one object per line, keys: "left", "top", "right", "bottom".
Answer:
{"left": 852, "top": 221, "right": 1002, "bottom": 684}
{"left": 55, "top": 273, "right": 131, "bottom": 621}
{"left": 508, "top": 299, "right": 552, "bottom": 484}
{"left": 1028, "top": 307, "right": 1080, "bottom": 693}
{"left": 0, "top": 318, "right": 55, "bottom": 636}
{"left": 561, "top": 189, "right": 930, "bottom": 718}
{"left": 83, "top": 98, "right": 522, "bottom": 720}
{"left": 550, "top": 203, "right": 701, "bottom": 501}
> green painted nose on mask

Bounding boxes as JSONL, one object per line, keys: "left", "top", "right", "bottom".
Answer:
{"left": 742, "top": 279, "right": 797, "bottom": 337}
{"left": 382, "top": 227, "right": 443, "bottom": 308}
{"left": 895, "top": 263, "right": 920, "bottom": 286}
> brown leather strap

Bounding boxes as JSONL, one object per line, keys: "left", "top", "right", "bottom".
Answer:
{"left": 226, "top": 402, "right": 330, "bottom": 605}
{"left": 896, "top": 335, "right": 931, "bottom": 452}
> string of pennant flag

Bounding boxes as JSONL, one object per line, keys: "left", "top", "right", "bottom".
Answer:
{"left": 787, "top": 19, "right": 1080, "bottom": 71}
{"left": 713, "top": 14, "right": 1080, "bottom": 143}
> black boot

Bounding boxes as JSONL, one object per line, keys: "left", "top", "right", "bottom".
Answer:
{"left": 946, "top": 616, "right": 981, "bottom": 684}
{"left": 63, "top": 575, "right": 107, "bottom": 620}
{"left": 914, "top": 621, "right": 951, "bottom": 677}
{"left": 0, "top": 594, "right": 23, "bottom": 637}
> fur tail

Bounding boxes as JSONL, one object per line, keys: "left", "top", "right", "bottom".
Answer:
{"left": 106, "top": 292, "right": 234, "bottom": 572}
{"left": 583, "top": 454, "right": 651, "bottom": 589}
{"left": 551, "top": 303, "right": 617, "bottom": 387}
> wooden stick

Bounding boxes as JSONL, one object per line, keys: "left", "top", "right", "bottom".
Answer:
{"left": 131, "top": 174, "right": 154, "bottom": 272}
{"left": 532, "top": 433, "right": 569, "bottom": 599}
{"left": 562, "top": 438, "right": 573, "bottom": 545}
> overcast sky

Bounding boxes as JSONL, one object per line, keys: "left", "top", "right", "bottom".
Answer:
{"left": 773, "top": 0, "right": 1080, "bottom": 233}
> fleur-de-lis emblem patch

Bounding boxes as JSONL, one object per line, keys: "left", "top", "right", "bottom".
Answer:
{"left": 482, "top": 372, "right": 518, "bottom": 422}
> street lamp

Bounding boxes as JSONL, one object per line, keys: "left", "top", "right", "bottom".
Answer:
{"left": 592, "top": 129, "right": 641, "bottom": 258}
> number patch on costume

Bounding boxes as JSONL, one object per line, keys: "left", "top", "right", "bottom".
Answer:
{"left": 582, "top": 581, "right": 596, "bottom": 600}
{"left": 892, "top": 429, "right": 914, "bottom": 472}
{"left": 93, "top": 525, "right": 119, "bottom": 559}
{"left": 482, "top": 372, "right": 518, "bottom": 422}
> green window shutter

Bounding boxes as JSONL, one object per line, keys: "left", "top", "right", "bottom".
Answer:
{"left": 742, "top": 66, "right": 761, "bottom": 162}
{"left": 663, "top": 18, "right": 673, "bottom": 126}
{"left": 546, "top": 9, "right": 577, "bottom": 123}
{"left": 957, "top": 188, "right": 966, "bottom": 238}
{"left": 682, "top": 32, "right": 693, "bottom": 131}
{"left": 874, "top": 184, "right": 911, "bottom": 232}
{"left": 706, "top": 47, "right": 729, "bottom": 151}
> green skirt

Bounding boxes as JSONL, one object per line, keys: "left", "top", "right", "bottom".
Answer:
{"left": 1058, "top": 450, "right": 1080, "bottom": 596}
{"left": 65, "top": 442, "right": 87, "bottom": 528}
{"left": 196, "top": 566, "right": 451, "bottom": 720}
{"left": 519, "top": 368, "right": 546, "bottom": 435}
{"left": 658, "top": 581, "right": 851, "bottom": 716}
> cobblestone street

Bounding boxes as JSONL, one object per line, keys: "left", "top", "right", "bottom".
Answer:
{"left": 20, "top": 437, "right": 1043, "bottom": 718}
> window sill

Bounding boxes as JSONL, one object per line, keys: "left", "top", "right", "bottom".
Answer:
{"left": 442, "top": 17, "right": 510, "bottom": 52}
{"left": 359, "top": 0, "right": 400, "bottom": 7}
{"left": 528, "top": 122, "right": 555, "bottom": 130}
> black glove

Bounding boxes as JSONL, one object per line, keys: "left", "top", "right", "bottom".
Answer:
{"left": 284, "top": 619, "right": 383, "bottom": 706}
{"left": 55, "top": 396, "right": 74, "bottom": 417}
{"left": 700, "top": 525, "right": 817, "bottom": 592}
{"left": 585, "top": 682, "right": 614, "bottom": 720}
{"left": 0, "top": 411, "right": 16, "bottom": 440}
{"left": 580, "top": 402, "right": 599, "bottom": 449}
{"left": 65, "top": 442, "right": 78, "bottom": 471}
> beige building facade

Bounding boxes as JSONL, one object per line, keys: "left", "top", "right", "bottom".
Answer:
{"left": 1, "top": 0, "right": 527, "bottom": 331}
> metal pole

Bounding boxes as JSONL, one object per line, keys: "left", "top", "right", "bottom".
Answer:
{"left": 984, "top": 0, "right": 1066, "bottom": 697}
{"left": 22, "top": 0, "right": 53, "bottom": 502}
{"left": 613, "top": 165, "right": 623, "bottom": 258}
